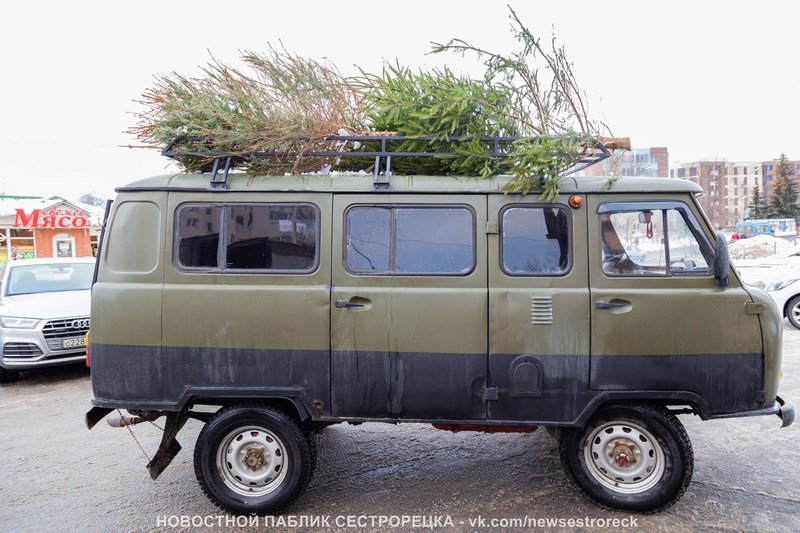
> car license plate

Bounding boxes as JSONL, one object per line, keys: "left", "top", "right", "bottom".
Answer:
{"left": 63, "top": 338, "right": 86, "bottom": 349}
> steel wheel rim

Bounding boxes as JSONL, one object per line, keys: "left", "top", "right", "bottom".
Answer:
{"left": 791, "top": 301, "right": 800, "bottom": 324}
{"left": 216, "top": 425, "right": 288, "bottom": 497}
{"left": 583, "top": 420, "right": 665, "bottom": 494}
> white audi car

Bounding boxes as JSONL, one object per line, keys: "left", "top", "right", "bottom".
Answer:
{"left": 0, "top": 257, "right": 94, "bottom": 382}
{"left": 767, "top": 276, "right": 800, "bottom": 330}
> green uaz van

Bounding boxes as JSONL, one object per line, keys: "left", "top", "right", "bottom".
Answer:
{"left": 86, "top": 139, "right": 793, "bottom": 515}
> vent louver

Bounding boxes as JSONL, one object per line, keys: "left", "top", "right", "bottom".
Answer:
{"left": 531, "top": 297, "right": 554, "bottom": 325}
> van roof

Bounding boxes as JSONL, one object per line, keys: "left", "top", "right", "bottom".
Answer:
{"left": 117, "top": 173, "right": 704, "bottom": 195}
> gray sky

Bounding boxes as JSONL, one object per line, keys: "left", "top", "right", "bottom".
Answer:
{"left": 1, "top": 0, "right": 798, "bottom": 200}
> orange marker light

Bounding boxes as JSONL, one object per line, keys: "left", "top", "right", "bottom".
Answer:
{"left": 569, "top": 195, "right": 583, "bottom": 208}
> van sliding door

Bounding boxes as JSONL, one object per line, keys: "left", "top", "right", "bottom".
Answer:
{"left": 330, "top": 195, "right": 488, "bottom": 420}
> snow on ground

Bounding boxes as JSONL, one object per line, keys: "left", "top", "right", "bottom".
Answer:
{"left": 731, "top": 235, "right": 800, "bottom": 288}
{"left": 729, "top": 234, "right": 798, "bottom": 259}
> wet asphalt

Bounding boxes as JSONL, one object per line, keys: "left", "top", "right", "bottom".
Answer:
{"left": 1, "top": 326, "right": 798, "bottom": 533}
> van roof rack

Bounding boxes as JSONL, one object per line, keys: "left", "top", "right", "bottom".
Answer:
{"left": 161, "top": 134, "right": 616, "bottom": 191}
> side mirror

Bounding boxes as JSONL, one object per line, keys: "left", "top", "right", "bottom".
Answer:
{"left": 714, "top": 231, "right": 730, "bottom": 287}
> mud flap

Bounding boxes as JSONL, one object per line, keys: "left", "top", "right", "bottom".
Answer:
{"left": 85, "top": 406, "right": 113, "bottom": 430}
{"left": 147, "top": 411, "right": 189, "bottom": 480}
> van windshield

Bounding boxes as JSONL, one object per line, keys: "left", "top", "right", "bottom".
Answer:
{"left": 6, "top": 263, "right": 95, "bottom": 296}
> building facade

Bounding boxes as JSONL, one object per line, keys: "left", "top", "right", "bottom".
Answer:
{"left": 582, "top": 147, "right": 669, "bottom": 178}
{"left": 724, "top": 162, "right": 761, "bottom": 222}
{"left": 671, "top": 158, "right": 800, "bottom": 229}
{"left": 0, "top": 196, "right": 103, "bottom": 265}
{"left": 761, "top": 158, "right": 800, "bottom": 201}
{"left": 669, "top": 161, "right": 729, "bottom": 228}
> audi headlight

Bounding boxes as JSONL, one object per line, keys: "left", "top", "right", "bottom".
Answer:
{"left": 767, "top": 278, "right": 799, "bottom": 292}
{"left": 0, "top": 316, "right": 41, "bottom": 329}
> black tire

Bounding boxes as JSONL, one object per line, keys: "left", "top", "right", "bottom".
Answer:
{"left": 302, "top": 424, "right": 318, "bottom": 480}
{"left": 787, "top": 295, "right": 800, "bottom": 330}
{"left": 0, "top": 367, "right": 21, "bottom": 383}
{"left": 194, "top": 405, "right": 313, "bottom": 516}
{"left": 558, "top": 403, "right": 693, "bottom": 513}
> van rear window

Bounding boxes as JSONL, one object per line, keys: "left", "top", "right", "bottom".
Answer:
{"left": 175, "top": 204, "right": 318, "bottom": 273}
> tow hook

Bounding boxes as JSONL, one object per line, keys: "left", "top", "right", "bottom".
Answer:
{"left": 107, "top": 410, "right": 166, "bottom": 427}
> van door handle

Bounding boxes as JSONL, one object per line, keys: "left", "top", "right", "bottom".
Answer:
{"left": 595, "top": 300, "right": 627, "bottom": 309}
{"left": 335, "top": 299, "right": 365, "bottom": 309}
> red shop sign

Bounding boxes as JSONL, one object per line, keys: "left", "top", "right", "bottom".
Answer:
{"left": 14, "top": 208, "right": 88, "bottom": 228}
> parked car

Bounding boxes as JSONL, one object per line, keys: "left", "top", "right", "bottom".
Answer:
{"left": 735, "top": 249, "right": 800, "bottom": 288}
{"left": 767, "top": 275, "right": 800, "bottom": 330}
{"left": 0, "top": 257, "right": 95, "bottom": 382}
{"left": 734, "top": 249, "right": 800, "bottom": 329}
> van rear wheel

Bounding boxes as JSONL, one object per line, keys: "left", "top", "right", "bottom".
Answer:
{"left": 558, "top": 404, "right": 693, "bottom": 513}
{"left": 194, "top": 405, "right": 313, "bottom": 516}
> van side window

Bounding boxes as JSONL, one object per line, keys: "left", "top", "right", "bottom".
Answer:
{"left": 176, "top": 204, "right": 319, "bottom": 272}
{"left": 346, "top": 208, "right": 391, "bottom": 271}
{"left": 177, "top": 206, "right": 222, "bottom": 268}
{"left": 346, "top": 206, "right": 475, "bottom": 275}
{"left": 501, "top": 206, "right": 570, "bottom": 275}
{"left": 226, "top": 205, "right": 317, "bottom": 270}
{"left": 599, "top": 205, "right": 711, "bottom": 276}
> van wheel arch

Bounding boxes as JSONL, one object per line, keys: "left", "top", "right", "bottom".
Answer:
{"left": 576, "top": 395, "right": 711, "bottom": 426}
{"left": 192, "top": 397, "right": 312, "bottom": 423}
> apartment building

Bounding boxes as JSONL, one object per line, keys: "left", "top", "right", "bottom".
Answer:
{"left": 724, "top": 162, "right": 761, "bottom": 225}
{"left": 580, "top": 147, "right": 669, "bottom": 178}
{"left": 762, "top": 159, "right": 800, "bottom": 200}
{"left": 671, "top": 159, "right": 800, "bottom": 229}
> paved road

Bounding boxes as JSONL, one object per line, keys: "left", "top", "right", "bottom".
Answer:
{"left": 1, "top": 326, "right": 798, "bottom": 533}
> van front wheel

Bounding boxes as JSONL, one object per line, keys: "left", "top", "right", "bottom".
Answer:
{"left": 558, "top": 404, "right": 693, "bottom": 513}
{"left": 194, "top": 405, "right": 313, "bottom": 516}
